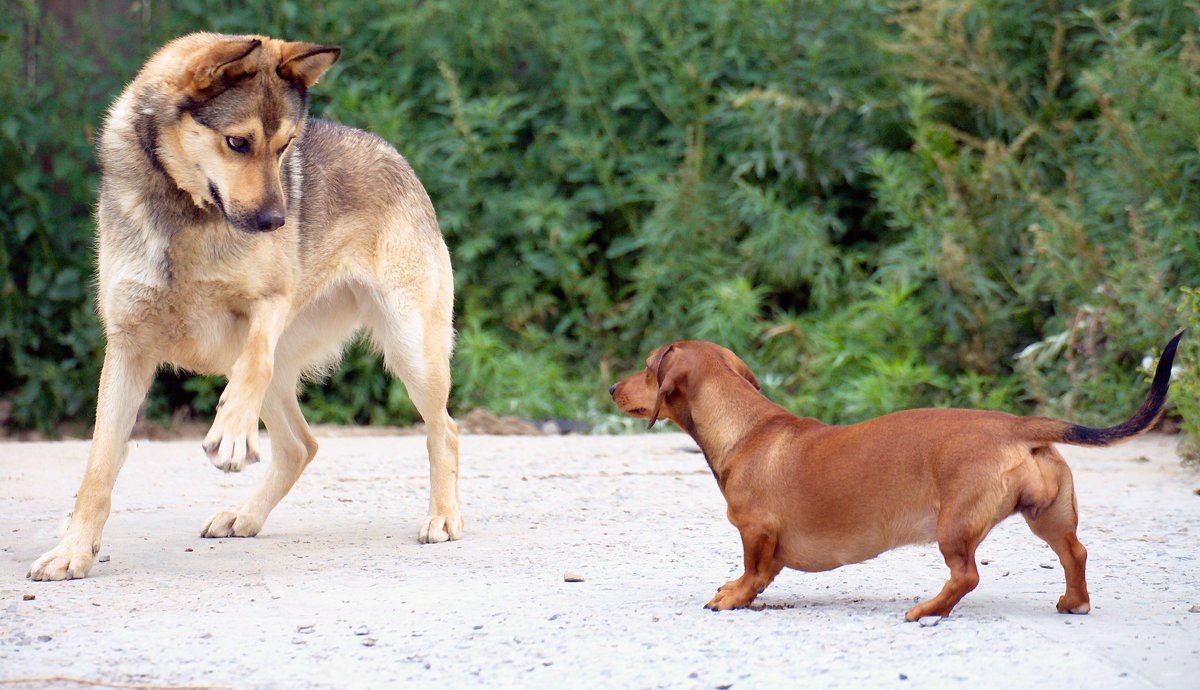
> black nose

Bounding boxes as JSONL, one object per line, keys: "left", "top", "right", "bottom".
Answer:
{"left": 608, "top": 384, "right": 617, "bottom": 397}
{"left": 255, "top": 209, "right": 285, "bottom": 231}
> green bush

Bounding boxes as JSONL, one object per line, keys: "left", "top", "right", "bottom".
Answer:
{"left": 1, "top": 1, "right": 1196, "bottom": 445}
{"left": 1176, "top": 289, "right": 1200, "bottom": 464}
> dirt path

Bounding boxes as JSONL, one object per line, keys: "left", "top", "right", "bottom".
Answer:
{"left": 2, "top": 432, "right": 1198, "bottom": 688}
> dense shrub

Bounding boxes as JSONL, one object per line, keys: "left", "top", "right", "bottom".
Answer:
{"left": 1, "top": 1, "right": 1196, "bottom": 453}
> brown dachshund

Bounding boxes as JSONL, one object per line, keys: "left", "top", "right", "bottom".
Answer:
{"left": 610, "top": 333, "right": 1182, "bottom": 620}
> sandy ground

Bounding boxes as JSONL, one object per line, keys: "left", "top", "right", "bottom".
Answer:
{"left": 1, "top": 431, "right": 1198, "bottom": 689}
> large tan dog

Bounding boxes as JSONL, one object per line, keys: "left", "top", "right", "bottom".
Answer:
{"left": 611, "top": 333, "right": 1182, "bottom": 619}
{"left": 29, "top": 33, "right": 462, "bottom": 581}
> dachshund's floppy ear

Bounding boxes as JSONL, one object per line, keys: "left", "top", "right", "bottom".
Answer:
{"left": 647, "top": 345, "right": 682, "bottom": 430}
{"left": 734, "top": 359, "right": 760, "bottom": 390}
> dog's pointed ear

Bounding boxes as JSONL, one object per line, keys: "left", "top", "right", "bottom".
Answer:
{"left": 277, "top": 43, "right": 342, "bottom": 88}
{"left": 647, "top": 345, "right": 682, "bottom": 430}
{"left": 180, "top": 38, "right": 263, "bottom": 97}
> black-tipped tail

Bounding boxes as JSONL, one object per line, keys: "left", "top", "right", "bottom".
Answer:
{"left": 1061, "top": 330, "right": 1184, "bottom": 446}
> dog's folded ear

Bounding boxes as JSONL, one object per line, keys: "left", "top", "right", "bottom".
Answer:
{"left": 277, "top": 43, "right": 342, "bottom": 88}
{"left": 735, "top": 361, "right": 760, "bottom": 390}
{"left": 180, "top": 38, "right": 264, "bottom": 98}
{"left": 648, "top": 345, "right": 682, "bottom": 430}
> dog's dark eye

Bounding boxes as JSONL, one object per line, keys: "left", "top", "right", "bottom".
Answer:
{"left": 225, "top": 136, "right": 249, "bottom": 153}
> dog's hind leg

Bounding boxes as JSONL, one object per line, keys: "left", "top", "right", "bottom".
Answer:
{"left": 201, "top": 374, "right": 317, "bottom": 538}
{"left": 366, "top": 289, "right": 462, "bottom": 544}
{"left": 1022, "top": 460, "right": 1090, "bottom": 614}
{"left": 29, "top": 345, "right": 156, "bottom": 580}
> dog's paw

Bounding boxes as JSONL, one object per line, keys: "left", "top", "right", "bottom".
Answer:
{"left": 418, "top": 512, "right": 464, "bottom": 544}
{"left": 28, "top": 547, "right": 95, "bottom": 581}
{"left": 705, "top": 586, "right": 756, "bottom": 611}
{"left": 905, "top": 601, "right": 953, "bottom": 621}
{"left": 202, "top": 408, "right": 262, "bottom": 473}
{"left": 201, "top": 510, "right": 263, "bottom": 538}
{"left": 1056, "top": 596, "right": 1090, "bottom": 614}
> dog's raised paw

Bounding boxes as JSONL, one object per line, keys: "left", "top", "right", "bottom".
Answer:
{"left": 201, "top": 510, "right": 263, "bottom": 538}
{"left": 28, "top": 549, "right": 94, "bottom": 581}
{"left": 418, "top": 513, "right": 464, "bottom": 544}
{"left": 203, "top": 407, "right": 263, "bottom": 473}
{"left": 203, "top": 433, "right": 262, "bottom": 472}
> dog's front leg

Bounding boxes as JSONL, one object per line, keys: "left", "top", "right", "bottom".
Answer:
{"left": 203, "top": 297, "right": 290, "bottom": 472}
{"left": 29, "top": 344, "right": 156, "bottom": 580}
{"left": 705, "top": 520, "right": 783, "bottom": 611}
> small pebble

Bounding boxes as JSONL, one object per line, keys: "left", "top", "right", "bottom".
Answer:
{"left": 563, "top": 571, "right": 584, "bottom": 582}
{"left": 22, "top": 594, "right": 35, "bottom": 601}
{"left": 297, "top": 625, "right": 315, "bottom": 634}
{"left": 918, "top": 615, "right": 942, "bottom": 627}
{"left": 354, "top": 626, "right": 370, "bottom": 635}
{"left": 1188, "top": 605, "right": 1200, "bottom": 613}
{"left": 37, "top": 635, "right": 52, "bottom": 642}
{"left": 1040, "top": 564, "right": 1054, "bottom": 569}
{"left": 900, "top": 674, "right": 908, "bottom": 680}
{"left": 361, "top": 637, "right": 377, "bottom": 647}
{"left": 98, "top": 555, "right": 110, "bottom": 563}
{"left": 184, "top": 548, "right": 193, "bottom": 553}
{"left": 979, "top": 560, "right": 990, "bottom": 565}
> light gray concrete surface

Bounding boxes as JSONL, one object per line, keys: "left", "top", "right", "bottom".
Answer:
{"left": 1, "top": 432, "right": 1198, "bottom": 689}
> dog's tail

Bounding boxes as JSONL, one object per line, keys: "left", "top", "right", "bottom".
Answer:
{"left": 1023, "top": 330, "right": 1184, "bottom": 447}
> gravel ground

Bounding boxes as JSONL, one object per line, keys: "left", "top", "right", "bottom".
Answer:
{"left": 1, "top": 431, "right": 1198, "bottom": 689}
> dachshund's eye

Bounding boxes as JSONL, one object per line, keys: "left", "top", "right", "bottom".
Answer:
{"left": 225, "top": 136, "right": 249, "bottom": 153}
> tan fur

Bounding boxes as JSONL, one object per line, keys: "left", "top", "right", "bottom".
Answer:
{"left": 611, "top": 341, "right": 1113, "bottom": 619}
{"left": 29, "top": 33, "right": 462, "bottom": 581}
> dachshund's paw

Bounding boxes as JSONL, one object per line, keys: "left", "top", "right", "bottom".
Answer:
{"left": 418, "top": 512, "right": 463, "bottom": 544}
{"left": 1056, "top": 596, "right": 1090, "bottom": 614}
{"left": 905, "top": 600, "right": 955, "bottom": 621}
{"left": 201, "top": 510, "right": 263, "bottom": 538}
{"left": 705, "top": 586, "right": 756, "bottom": 611}
{"left": 717, "top": 578, "right": 742, "bottom": 592}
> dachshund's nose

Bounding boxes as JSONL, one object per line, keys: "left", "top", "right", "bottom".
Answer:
{"left": 608, "top": 384, "right": 617, "bottom": 397}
